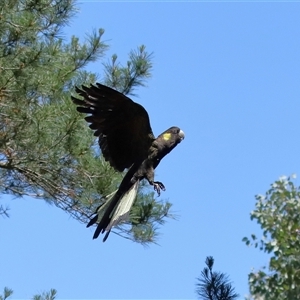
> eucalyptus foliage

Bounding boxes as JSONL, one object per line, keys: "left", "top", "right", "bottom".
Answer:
{"left": 243, "top": 175, "right": 300, "bottom": 299}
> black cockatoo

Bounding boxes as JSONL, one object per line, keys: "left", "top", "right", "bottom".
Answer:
{"left": 72, "top": 83, "right": 184, "bottom": 241}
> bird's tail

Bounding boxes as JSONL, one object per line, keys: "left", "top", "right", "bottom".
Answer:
{"left": 87, "top": 181, "right": 139, "bottom": 241}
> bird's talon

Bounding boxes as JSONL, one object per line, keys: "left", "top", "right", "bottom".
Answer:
{"left": 153, "top": 181, "right": 166, "bottom": 196}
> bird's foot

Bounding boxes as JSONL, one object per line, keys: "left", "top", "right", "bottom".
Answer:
{"left": 153, "top": 181, "right": 166, "bottom": 196}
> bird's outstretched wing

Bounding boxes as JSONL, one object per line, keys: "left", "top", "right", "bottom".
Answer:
{"left": 71, "top": 83, "right": 155, "bottom": 171}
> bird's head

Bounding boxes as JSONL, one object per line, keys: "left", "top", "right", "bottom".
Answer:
{"left": 151, "top": 126, "right": 184, "bottom": 162}
{"left": 161, "top": 126, "right": 185, "bottom": 145}
{"left": 155, "top": 126, "right": 185, "bottom": 155}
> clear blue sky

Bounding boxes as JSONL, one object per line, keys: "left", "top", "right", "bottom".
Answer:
{"left": 2, "top": 1, "right": 300, "bottom": 299}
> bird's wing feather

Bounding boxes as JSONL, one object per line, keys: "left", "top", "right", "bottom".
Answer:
{"left": 87, "top": 181, "right": 139, "bottom": 241}
{"left": 72, "top": 83, "right": 155, "bottom": 171}
{"left": 86, "top": 190, "right": 118, "bottom": 229}
{"left": 106, "top": 180, "right": 139, "bottom": 231}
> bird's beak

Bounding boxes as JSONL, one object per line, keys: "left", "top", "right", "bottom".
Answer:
{"left": 179, "top": 129, "right": 185, "bottom": 141}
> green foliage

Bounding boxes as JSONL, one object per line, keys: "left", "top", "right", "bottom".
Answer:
{"left": 243, "top": 175, "right": 300, "bottom": 299}
{"left": 0, "top": 287, "right": 13, "bottom": 300}
{"left": 0, "top": 287, "right": 56, "bottom": 300}
{"left": 33, "top": 288, "right": 57, "bottom": 300}
{"left": 196, "top": 256, "right": 239, "bottom": 300}
{"left": 103, "top": 45, "right": 153, "bottom": 95}
{"left": 128, "top": 188, "right": 175, "bottom": 244}
{"left": 0, "top": 0, "right": 174, "bottom": 244}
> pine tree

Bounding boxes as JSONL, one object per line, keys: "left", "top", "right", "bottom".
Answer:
{"left": 0, "top": 287, "right": 57, "bottom": 300}
{"left": 196, "top": 257, "right": 239, "bottom": 300}
{"left": 0, "top": 287, "right": 13, "bottom": 300}
{"left": 0, "top": 0, "right": 175, "bottom": 244}
{"left": 32, "top": 288, "right": 57, "bottom": 300}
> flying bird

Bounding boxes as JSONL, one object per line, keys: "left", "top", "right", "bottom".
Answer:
{"left": 71, "top": 83, "right": 184, "bottom": 241}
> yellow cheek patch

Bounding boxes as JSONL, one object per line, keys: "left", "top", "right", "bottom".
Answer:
{"left": 163, "top": 133, "right": 171, "bottom": 141}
